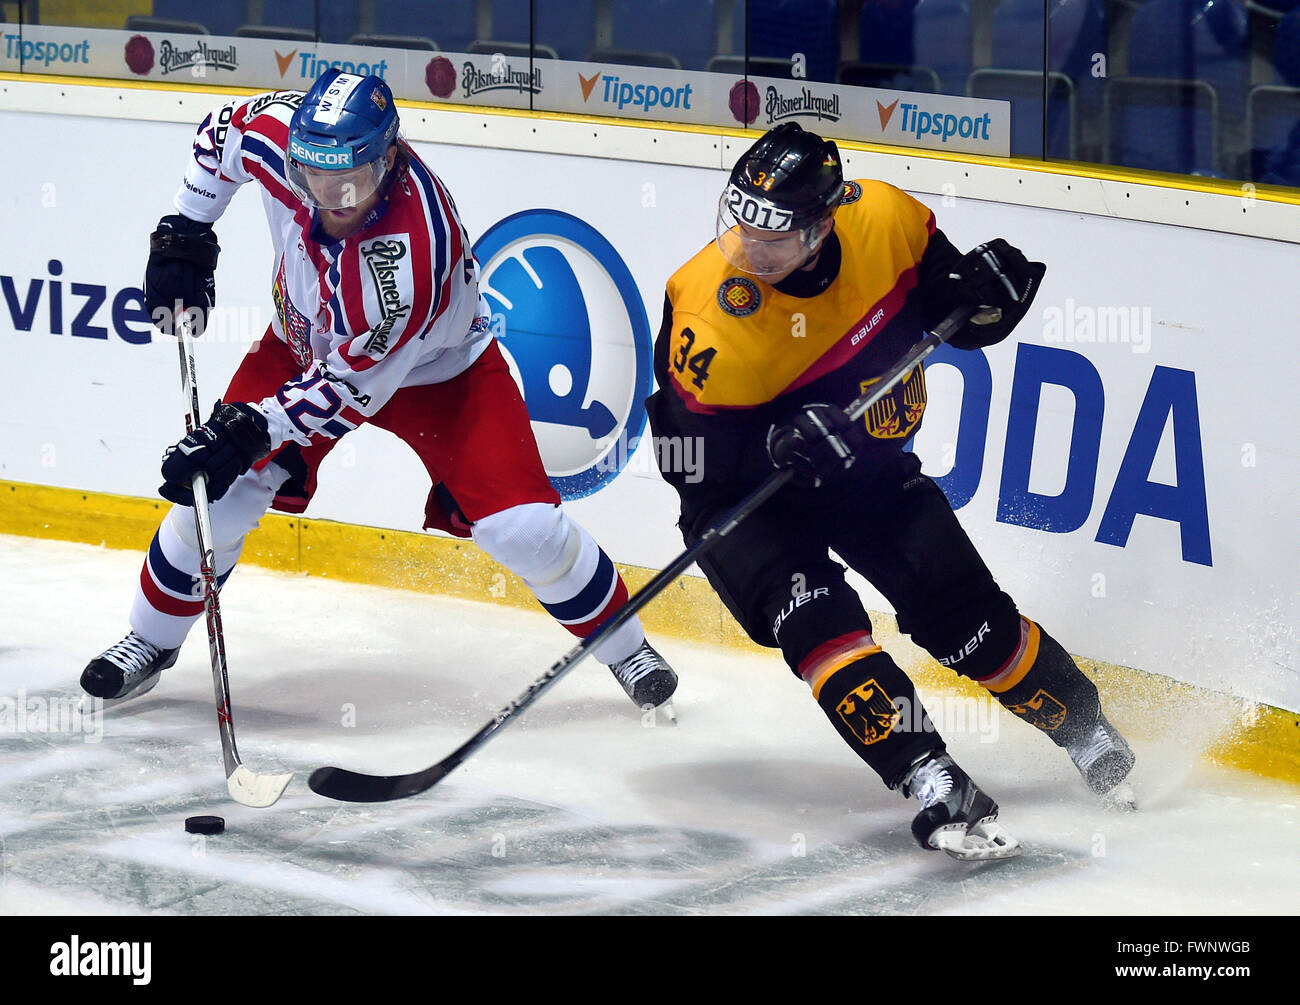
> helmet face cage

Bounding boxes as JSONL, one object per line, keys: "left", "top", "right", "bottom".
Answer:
{"left": 287, "top": 69, "right": 399, "bottom": 211}
{"left": 715, "top": 184, "right": 833, "bottom": 277}
{"left": 287, "top": 154, "right": 389, "bottom": 211}
{"left": 715, "top": 123, "right": 843, "bottom": 277}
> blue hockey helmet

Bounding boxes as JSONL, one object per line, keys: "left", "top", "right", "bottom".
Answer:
{"left": 287, "top": 68, "right": 400, "bottom": 211}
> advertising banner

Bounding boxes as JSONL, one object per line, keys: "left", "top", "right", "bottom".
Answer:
{"left": 0, "top": 108, "right": 1294, "bottom": 712}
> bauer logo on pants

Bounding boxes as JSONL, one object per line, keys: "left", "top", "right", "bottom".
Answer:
{"left": 475, "top": 209, "right": 652, "bottom": 499}
{"left": 836, "top": 679, "right": 901, "bottom": 746}
{"left": 1007, "top": 689, "right": 1067, "bottom": 731}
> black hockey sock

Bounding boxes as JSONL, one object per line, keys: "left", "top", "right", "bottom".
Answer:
{"left": 983, "top": 620, "right": 1101, "bottom": 749}
{"left": 810, "top": 652, "right": 945, "bottom": 789}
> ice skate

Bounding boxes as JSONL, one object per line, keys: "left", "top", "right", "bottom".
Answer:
{"left": 81, "top": 631, "right": 178, "bottom": 705}
{"left": 901, "top": 752, "right": 1021, "bottom": 861}
{"left": 1067, "top": 712, "right": 1136, "bottom": 808}
{"left": 608, "top": 640, "right": 678, "bottom": 718}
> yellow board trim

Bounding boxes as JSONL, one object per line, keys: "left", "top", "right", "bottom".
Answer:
{"left": 3, "top": 477, "right": 1297, "bottom": 787}
{"left": 4, "top": 71, "right": 1300, "bottom": 207}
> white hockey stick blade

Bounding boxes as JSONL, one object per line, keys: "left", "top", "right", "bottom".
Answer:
{"left": 227, "top": 765, "right": 294, "bottom": 807}
{"left": 931, "top": 817, "right": 1022, "bottom": 862}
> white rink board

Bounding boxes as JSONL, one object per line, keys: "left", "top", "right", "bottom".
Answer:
{"left": 0, "top": 107, "right": 1295, "bottom": 713}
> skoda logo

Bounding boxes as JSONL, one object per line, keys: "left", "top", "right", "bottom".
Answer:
{"left": 475, "top": 209, "right": 652, "bottom": 499}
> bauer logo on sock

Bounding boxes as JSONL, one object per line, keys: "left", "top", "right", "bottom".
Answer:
{"left": 1007, "top": 689, "right": 1067, "bottom": 731}
{"left": 836, "top": 679, "right": 901, "bottom": 746}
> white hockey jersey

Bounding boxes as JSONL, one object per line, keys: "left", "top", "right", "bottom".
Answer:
{"left": 173, "top": 89, "right": 491, "bottom": 451}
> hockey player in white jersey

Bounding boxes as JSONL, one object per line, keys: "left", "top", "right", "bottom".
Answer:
{"left": 82, "top": 69, "right": 677, "bottom": 713}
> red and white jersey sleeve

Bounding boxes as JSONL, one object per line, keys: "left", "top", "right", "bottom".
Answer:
{"left": 173, "top": 90, "right": 304, "bottom": 224}
{"left": 170, "top": 94, "right": 492, "bottom": 452}
{"left": 259, "top": 155, "right": 490, "bottom": 450}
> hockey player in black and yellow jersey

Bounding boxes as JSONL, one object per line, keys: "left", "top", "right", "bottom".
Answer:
{"left": 647, "top": 123, "right": 1136, "bottom": 861}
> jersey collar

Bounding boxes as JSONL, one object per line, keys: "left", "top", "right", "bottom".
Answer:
{"left": 773, "top": 231, "right": 842, "bottom": 298}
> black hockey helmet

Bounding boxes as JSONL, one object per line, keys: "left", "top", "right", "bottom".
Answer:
{"left": 717, "top": 123, "right": 844, "bottom": 277}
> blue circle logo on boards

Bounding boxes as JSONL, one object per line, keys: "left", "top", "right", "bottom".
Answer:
{"left": 474, "top": 209, "right": 653, "bottom": 499}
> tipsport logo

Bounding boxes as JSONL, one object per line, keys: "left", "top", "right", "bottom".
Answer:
{"left": 578, "top": 71, "right": 693, "bottom": 114}
{"left": 475, "top": 210, "right": 652, "bottom": 499}
{"left": 274, "top": 48, "right": 389, "bottom": 80}
{"left": 875, "top": 98, "right": 993, "bottom": 144}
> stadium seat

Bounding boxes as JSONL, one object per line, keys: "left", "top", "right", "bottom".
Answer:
{"left": 745, "top": 0, "right": 839, "bottom": 82}
{"left": 857, "top": 0, "right": 973, "bottom": 95}
{"left": 125, "top": 16, "right": 210, "bottom": 35}
{"left": 1126, "top": 0, "right": 1249, "bottom": 112}
{"left": 707, "top": 54, "right": 797, "bottom": 78}
{"left": 1248, "top": 84, "right": 1300, "bottom": 183}
{"left": 153, "top": 1, "right": 244, "bottom": 38}
{"left": 838, "top": 61, "right": 941, "bottom": 92}
{"left": 587, "top": 47, "right": 682, "bottom": 70}
{"left": 371, "top": 1, "right": 475, "bottom": 54}
{"left": 492, "top": 0, "right": 596, "bottom": 61}
{"left": 469, "top": 40, "right": 561, "bottom": 60}
{"left": 969, "top": 68, "right": 1077, "bottom": 158}
{"left": 607, "top": 0, "right": 715, "bottom": 71}
{"left": 1274, "top": 7, "right": 1300, "bottom": 85}
{"left": 989, "top": 0, "right": 1106, "bottom": 77}
{"left": 349, "top": 34, "right": 439, "bottom": 52}
{"left": 234, "top": 24, "right": 316, "bottom": 42}
{"left": 1109, "top": 0, "right": 1248, "bottom": 174}
{"left": 1106, "top": 76, "right": 1220, "bottom": 174}
{"left": 859, "top": 0, "right": 920, "bottom": 67}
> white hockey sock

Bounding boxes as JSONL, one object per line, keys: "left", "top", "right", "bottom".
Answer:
{"left": 472, "top": 503, "right": 644, "bottom": 664}
{"left": 128, "top": 463, "right": 285, "bottom": 649}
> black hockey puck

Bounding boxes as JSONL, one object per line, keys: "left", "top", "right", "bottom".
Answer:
{"left": 185, "top": 815, "right": 225, "bottom": 835}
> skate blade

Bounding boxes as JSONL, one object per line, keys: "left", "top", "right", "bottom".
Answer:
{"left": 1101, "top": 780, "right": 1137, "bottom": 812}
{"left": 638, "top": 699, "right": 678, "bottom": 725}
{"left": 931, "top": 817, "right": 1022, "bottom": 862}
{"left": 79, "top": 672, "right": 161, "bottom": 714}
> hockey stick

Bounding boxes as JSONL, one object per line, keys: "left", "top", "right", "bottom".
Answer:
{"left": 308, "top": 305, "right": 976, "bottom": 802}
{"left": 176, "top": 311, "right": 293, "bottom": 807}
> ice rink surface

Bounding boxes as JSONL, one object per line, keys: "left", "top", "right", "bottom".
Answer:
{"left": 1, "top": 533, "right": 1296, "bottom": 916}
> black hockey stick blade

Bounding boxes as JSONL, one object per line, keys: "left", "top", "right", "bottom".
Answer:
{"left": 308, "top": 763, "right": 454, "bottom": 802}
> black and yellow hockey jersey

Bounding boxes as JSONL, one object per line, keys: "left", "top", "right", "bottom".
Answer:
{"left": 647, "top": 178, "right": 1002, "bottom": 528}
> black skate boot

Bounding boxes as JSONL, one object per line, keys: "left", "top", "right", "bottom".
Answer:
{"left": 81, "top": 632, "right": 178, "bottom": 703}
{"left": 607, "top": 640, "right": 678, "bottom": 714}
{"left": 1066, "top": 713, "right": 1136, "bottom": 808}
{"left": 900, "top": 752, "right": 1021, "bottom": 861}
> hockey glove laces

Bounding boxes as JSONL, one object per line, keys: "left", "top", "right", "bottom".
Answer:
{"left": 160, "top": 401, "right": 272, "bottom": 505}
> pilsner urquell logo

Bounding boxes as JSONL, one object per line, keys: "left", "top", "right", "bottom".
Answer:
{"left": 158, "top": 39, "right": 238, "bottom": 75}
{"left": 765, "top": 85, "right": 841, "bottom": 124}
{"left": 462, "top": 61, "right": 542, "bottom": 98}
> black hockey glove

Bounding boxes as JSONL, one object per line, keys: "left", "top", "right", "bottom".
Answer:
{"left": 160, "top": 402, "right": 272, "bottom": 506}
{"left": 941, "top": 238, "right": 1046, "bottom": 350}
{"left": 766, "top": 403, "right": 861, "bottom": 488}
{"left": 145, "top": 214, "right": 220, "bottom": 335}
